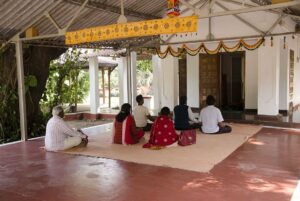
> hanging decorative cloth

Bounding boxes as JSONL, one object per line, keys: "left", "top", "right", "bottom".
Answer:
{"left": 156, "top": 38, "right": 265, "bottom": 58}
{"left": 66, "top": 15, "right": 197, "bottom": 45}
{"left": 167, "top": 0, "right": 180, "bottom": 17}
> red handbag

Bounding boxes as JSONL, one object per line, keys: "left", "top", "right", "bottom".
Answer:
{"left": 178, "top": 129, "right": 196, "bottom": 146}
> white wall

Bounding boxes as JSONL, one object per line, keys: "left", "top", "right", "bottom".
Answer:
{"left": 152, "top": 55, "right": 162, "bottom": 110}
{"left": 130, "top": 52, "right": 137, "bottom": 107}
{"left": 186, "top": 54, "right": 199, "bottom": 107}
{"left": 160, "top": 54, "right": 179, "bottom": 110}
{"left": 158, "top": 1, "right": 297, "bottom": 112}
{"left": 294, "top": 36, "right": 300, "bottom": 105}
{"left": 279, "top": 39, "right": 289, "bottom": 111}
{"left": 286, "top": 35, "right": 300, "bottom": 106}
{"left": 117, "top": 57, "right": 128, "bottom": 105}
{"left": 257, "top": 37, "right": 280, "bottom": 115}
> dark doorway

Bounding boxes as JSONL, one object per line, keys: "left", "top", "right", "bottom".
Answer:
{"left": 220, "top": 52, "right": 244, "bottom": 111}
{"left": 178, "top": 56, "right": 187, "bottom": 98}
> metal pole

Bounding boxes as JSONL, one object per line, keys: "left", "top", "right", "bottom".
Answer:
{"left": 15, "top": 40, "right": 28, "bottom": 141}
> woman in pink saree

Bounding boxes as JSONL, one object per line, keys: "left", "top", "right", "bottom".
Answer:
{"left": 143, "top": 107, "right": 178, "bottom": 149}
{"left": 112, "top": 103, "right": 144, "bottom": 145}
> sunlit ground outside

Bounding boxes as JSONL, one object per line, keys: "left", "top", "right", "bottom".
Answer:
{"left": 291, "top": 180, "right": 300, "bottom": 201}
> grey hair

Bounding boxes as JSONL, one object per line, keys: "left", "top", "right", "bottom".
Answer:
{"left": 52, "top": 106, "right": 64, "bottom": 116}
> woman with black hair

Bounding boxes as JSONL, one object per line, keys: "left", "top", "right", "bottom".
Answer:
{"left": 112, "top": 103, "right": 144, "bottom": 145}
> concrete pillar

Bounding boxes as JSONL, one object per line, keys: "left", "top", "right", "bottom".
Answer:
{"left": 117, "top": 57, "right": 129, "bottom": 106}
{"left": 160, "top": 54, "right": 179, "bottom": 110}
{"left": 130, "top": 51, "right": 137, "bottom": 107}
{"left": 15, "top": 40, "right": 28, "bottom": 141}
{"left": 279, "top": 39, "right": 289, "bottom": 111}
{"left": 187, "top": 54, "right": 199, "bottom": 108}
{"left": 88, "top": 56, "right": 99, "bottom": 114}
{"left": 152, "top": 55, "right": 161, "bottom": 111}
{"left": 257, "top": 37, "right": 280, "bottom": 115}
{"left": 245, "top": 50, "right": 258, "bottom": 110}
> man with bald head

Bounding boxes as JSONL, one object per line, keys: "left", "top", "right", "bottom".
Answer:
{"left": 45, "top": 106, "right": 88, "bottom": 151}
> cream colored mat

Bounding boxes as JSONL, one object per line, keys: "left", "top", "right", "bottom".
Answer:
{"left": 62, "top": 123, "right": 262, "bottom": 172}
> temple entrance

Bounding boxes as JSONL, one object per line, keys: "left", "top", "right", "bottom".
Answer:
{"left": 199, "top": 54, "right": 220, "bottom": 107}
{"left": 178, "top": 56, "right": 187, "bottom": 98}
{"left": 220, "top": 52, "right": 244, "bottom": 110}
{"left": 199, "top": 52, "right": 245, "bottom": 110}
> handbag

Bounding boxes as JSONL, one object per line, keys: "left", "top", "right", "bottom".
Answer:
{"left": 178, "top": 129, "right": 196, "bottom": 146}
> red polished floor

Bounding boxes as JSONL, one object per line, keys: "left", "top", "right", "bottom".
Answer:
{"left": 0, "top": 127, "right": 299, "bottom": 201}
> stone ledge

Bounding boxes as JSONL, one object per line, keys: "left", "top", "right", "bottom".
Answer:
{"left": 64, "top": 112, "right": 116, "bottom": 121}
{"left": 254, "top": 114, "right": 283, "bottom": 122}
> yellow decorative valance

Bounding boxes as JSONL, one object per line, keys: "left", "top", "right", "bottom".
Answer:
{"left": 156, "top": 38, "right": 265, "bottom": 58}
{"left": 66, "top": 16, "right": 198, "bottom": 45}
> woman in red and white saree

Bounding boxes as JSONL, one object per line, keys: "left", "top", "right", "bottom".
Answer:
{"left": 143, "top": 107, "right": 178, "bottom": 149}
{"left": 112, "top": 103, "right": 144, "bottom": 145}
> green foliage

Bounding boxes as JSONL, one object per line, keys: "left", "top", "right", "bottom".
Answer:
{"left": 136, "top": 60, "right": 153, "bottom": 95}
{"left": 25, "top": 75, "right": 38, "bottom": 89}
{"left": 137, "top": 60, "right": 152, "bottom": 72}
{"left": 40, "top": 49, "right": 89, "bottom": 114}
{"left": 0, "top": 49, "right": 19, "bottom": 143}
{"left": 0, "top": 84, "right": 20, "bottom": 143}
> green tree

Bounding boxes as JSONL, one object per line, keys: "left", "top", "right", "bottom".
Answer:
{"left": 41, "top": 49, "right": 89, "bottom": 114}
{"left": 136, "top": 60, "right": 153, "bottom": 95}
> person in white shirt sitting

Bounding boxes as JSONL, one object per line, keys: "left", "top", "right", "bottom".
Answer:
{"left": 133, "top": 95, "right": 155, "bottom": 131}
{"left": 45, "top": 106, "right": 88, "bottom": 151}
{"left": 199, "top": 95, "right": 231, "bottom": 134}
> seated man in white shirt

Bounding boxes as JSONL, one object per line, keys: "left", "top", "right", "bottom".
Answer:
{"left": 133, "top": 95, "right": 155, "bottom": 131}
{"left": 45, "top": 106, "right": 88, "bottom": 151}
{"left": 199, "top": 95, "right": 231, "bottom": 134}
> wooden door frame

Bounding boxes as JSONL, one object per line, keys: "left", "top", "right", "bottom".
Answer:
{"left": 219, "top": 51, "right": 246, "bottom": 110}
{"left": 199, "top": 51, "right": 246, "bottom": 109}
{"left": 199, "top": 54, "right": 220, "bottom": 108}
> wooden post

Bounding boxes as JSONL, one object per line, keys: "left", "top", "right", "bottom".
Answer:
{"left": 108, "top": 69, "right": 111, "bottom": 108}
{"left": 101, "top": 68, "right": 105, "bottom": 104}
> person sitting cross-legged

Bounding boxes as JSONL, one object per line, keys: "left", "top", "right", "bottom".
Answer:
{"left": 112, "top": 103, "right": 145, "bottom": 145}
{"left": 173, "top": 96, "right": 201, "bottom": 130}
{"left": 45, "top": 106, "right": 88, "bottom": 151}
{"left": 199, "top": 95, "right": 232, "bottom": 134}
{"left": 133, "top": 95, "right": 155, "bottom": 131}
{"left": 143, "top": 107, "right": 178, "bottom": 149}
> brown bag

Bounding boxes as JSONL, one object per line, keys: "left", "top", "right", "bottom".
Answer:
{"left": 178, "top": 129, "right": 196, "bottom": 146}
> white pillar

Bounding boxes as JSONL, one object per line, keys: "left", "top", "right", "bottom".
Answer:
{"left": 130, "top": 51, "right": 137, "bottom": 107}
{"left": 15, "top": 40, "right": 27, "bottom": 141}
{"left": 152, "top": 55, "right": 161, "bottom": 110}
{"left": 257, "top": 37, "right": 280, "bottom": 115}
{"left": 174, "top": 57, "right": 179, "bottom": 106}
{"left": 187, "top": 54, "right": 199, "bottom": 108}
{"left": 279, "top": 40, "right": 289, "bottom": 111}
{"left": 88, "top": 56, "right": 99, "bottom": 114}
{"left": 245, "top": 50, "right": 258, "bottom": 110}
{"left": 117, "top": 57, "right": 129, "bottom": 106}
{"left": 160, "top": 54, "right": 178, "bottom": 110}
